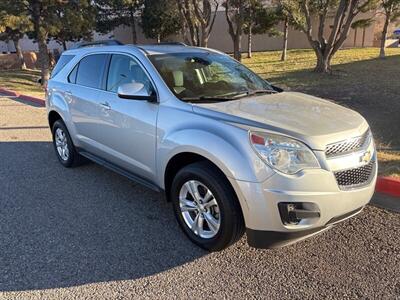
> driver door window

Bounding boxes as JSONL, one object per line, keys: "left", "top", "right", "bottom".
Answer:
{"left": 107, "top": 54, "right": 153, "bottom": 94}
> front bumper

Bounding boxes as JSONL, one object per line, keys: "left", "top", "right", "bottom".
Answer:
{"left": 246, "top": 206, "right": 363, "bottom": 248}
{"left": 228, "top": 160, "right": 377, "bottom": 249}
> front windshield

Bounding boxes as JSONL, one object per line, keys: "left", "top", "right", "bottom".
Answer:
{"left": 149, "top": 52, "right": 274, "bottom": 102}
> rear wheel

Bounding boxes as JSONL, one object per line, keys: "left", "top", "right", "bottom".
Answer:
{"left": 52, "top": 120, "right": 82, "bottom": 167}
{"left": 171, "top": 162, "right": 244, "bottom": 251}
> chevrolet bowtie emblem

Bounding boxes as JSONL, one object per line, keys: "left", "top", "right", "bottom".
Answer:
{"left": 360, "top": 151, "right": 372, "bottom": 163}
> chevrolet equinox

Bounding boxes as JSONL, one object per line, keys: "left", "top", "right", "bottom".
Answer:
{"left": 46, "top": 44, "right": 377, "bottom": 251}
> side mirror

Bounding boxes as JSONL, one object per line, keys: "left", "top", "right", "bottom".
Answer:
{"left": 117, "top": 82, "right": 157, "bottom": 102}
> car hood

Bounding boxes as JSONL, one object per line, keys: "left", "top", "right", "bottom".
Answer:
{"left": 192, "top": 92, "right": 369, "bottom": 150}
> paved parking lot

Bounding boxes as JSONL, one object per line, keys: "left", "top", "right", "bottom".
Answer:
{"left": 0, "top": 96, "right": 399, "bottom": 299}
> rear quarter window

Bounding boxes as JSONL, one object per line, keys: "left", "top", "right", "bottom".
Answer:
{"left": 51, "top": 55, "right": 75, "bottom": 78}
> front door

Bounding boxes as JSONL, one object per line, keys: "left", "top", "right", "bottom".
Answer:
{"left": 96, "top": 53, "right": 159, "bottom": 181}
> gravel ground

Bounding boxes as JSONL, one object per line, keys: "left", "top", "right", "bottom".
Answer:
{"left": 0, "top": 96, "right": 399, "bottom": 299}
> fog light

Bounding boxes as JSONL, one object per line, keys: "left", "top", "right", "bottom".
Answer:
{"left": 278, "top": 202, "right": 320, "bottom": 225}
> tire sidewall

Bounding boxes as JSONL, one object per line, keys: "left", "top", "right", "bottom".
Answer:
{"left": 52, "top": 120, "right": 75, "bottom": 167}
{"left": 171, "top": 164, "right": 241, "bottom": 251}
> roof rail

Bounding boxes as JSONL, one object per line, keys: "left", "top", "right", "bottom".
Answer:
{"left": 75, "top": 40, "right": 124, "bottom": 49}
{"left": 150, "top": 42, "right": 187, "bottom": 46}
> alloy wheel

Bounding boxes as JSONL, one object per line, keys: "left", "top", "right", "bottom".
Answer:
{"left": 179, "top": 180, "right": 221, "bottom": 239}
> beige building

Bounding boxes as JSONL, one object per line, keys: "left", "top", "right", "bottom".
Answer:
{"left": 0, "top": 7, "right": 393, "bottom": 55}
{"left": 113, "top": 10, "right": 380, "bottom": 53}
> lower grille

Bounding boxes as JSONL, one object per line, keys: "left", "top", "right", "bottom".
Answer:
{"left": 334, "top": 160, "right": 375, "bottom": 189}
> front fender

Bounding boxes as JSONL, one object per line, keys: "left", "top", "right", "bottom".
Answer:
{"left": 157, "top": 127, "right": 274, "bottom": 188}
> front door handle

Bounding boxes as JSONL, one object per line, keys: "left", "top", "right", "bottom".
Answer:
{"left": 100, "top": 101, "right": 111, "bottom": 110}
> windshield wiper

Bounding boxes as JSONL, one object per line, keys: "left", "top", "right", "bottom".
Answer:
{"left": 181, "top": 95, "right": 235, "bottom": 102}
{"left": 180, "top": 89, "right": 277, "bottom": 102}
{"left": 230, "top": 89, "right": 277, "bottom": 99}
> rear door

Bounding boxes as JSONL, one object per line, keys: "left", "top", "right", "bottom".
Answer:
{"left": 68, "top": 53, "right": 109, "bottom": 155}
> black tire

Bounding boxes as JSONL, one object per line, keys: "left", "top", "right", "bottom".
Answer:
{"left": 52, "top": 119, "right": 83, "bottom": 167}
{"left": 171, "top": 161, "right": 245, "bottom": 251}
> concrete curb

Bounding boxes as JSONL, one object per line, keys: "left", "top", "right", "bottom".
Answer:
{"left": 0, "top": 87, "right": 45, "bottom": 107}
{"left": 376, "top": 177, "right": 400, "bottom": 198}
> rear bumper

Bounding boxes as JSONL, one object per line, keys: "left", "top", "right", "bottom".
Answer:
{"left": 246, "top": 206, "right": 364, "bottom": 249}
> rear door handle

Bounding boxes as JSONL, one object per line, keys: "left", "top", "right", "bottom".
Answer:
{"left": 100, "top": 101, "right": 111, "bottom": 110}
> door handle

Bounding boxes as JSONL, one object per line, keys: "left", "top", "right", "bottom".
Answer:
{"left": 100, "top": 101, "right": 111, "bottom": 110}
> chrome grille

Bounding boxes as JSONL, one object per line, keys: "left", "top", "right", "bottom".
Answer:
{"left": 334, "top": 160, "right": 375, "bottom": 189}
{"left": 325, "top": 130, "right": 370, "bottom": 157}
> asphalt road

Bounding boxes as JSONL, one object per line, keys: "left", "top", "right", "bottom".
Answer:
{"left": 0, "top": 96, "right": 399, "bottom": 299}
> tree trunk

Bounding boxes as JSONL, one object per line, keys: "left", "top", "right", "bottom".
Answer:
{"left": 380, "top": 13, "right": 390, "bottom": 58}
{"left": 200, "top": 28, "right": 208, "bottom": 48}
{"left": 32, "top": 0, "right": 50, "bottom": 86}
{"left": 233, "top": 34, "right": 242, "bottom": 61}
{"left": 353, "top": 28, "right": 357, "bottom": 47}
{"left": 13, "top": 38, "right": 26, "bottom": 70}
{"left": 157, "top": 34, "right": 161, "bottom": 44}
{"left": 281, "top": 17, "right": 289, "bottom": 61}
{"left": 247, "top": 25, "right": 252, "bottom": 58}
{"left": 62, "top": 40, "right": 67, "bottom": 51}
{"left": 362, "top": 27, "right": 366, "bottom": 48}
{"left": 130, "top": 7, "right": 137, "bottom": 44}
{"left": 38, "top": 39, "right": 50, "bottom": 84}
{"left": 314, "top": 51, "right": 331, "bottom": 73}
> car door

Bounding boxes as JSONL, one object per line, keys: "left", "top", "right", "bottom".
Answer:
{"left": 68, "top": 53, "right": 109, "bottom": 155}
{"left": 96, "top": 53, "right": 159, "bottom": 182}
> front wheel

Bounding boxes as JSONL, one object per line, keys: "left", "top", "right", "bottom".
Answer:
{"left": 171, "top": 162, "right": 245, "bottom": 251}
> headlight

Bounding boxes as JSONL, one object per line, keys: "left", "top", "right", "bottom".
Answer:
{"left": 250, "top": 131, "right": 320, "bottom": 175}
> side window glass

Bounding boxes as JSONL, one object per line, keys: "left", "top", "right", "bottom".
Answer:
{"left": 76, "top": 54, "right": 108, "bottom": 89}
{"left": 107, "top": 54, "right": 153, "bottom": 94}
{"left": 68, "top": 64, "right": 78, "bottom": 84}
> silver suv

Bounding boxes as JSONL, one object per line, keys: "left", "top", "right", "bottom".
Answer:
{"left": 47, "top": 44, "right": 377, "bottom": 251}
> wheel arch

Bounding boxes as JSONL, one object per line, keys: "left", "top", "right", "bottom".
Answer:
{"left": 48, "top": 110, "right": 62, "bottom": 129}
{"left": 163, "top": 151, "right": 246, "bottom": 227}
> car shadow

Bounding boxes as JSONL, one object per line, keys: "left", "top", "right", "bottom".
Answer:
{"left": 0, "top": 141, "right": 206, "bottom": 292}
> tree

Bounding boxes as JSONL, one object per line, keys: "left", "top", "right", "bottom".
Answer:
{"left": 95, "top": 0, "right": 142, "bottom": 44}
{"left": 379, "top": 0, "right": 400, "bottom": 58}
{"left": 0, "top": 12, "right": 32, "bottom": 69}
{"left": 141, "top": 0, "right": 181, "bottom": 43}
{"left": 51, "top": 0, "right": 96, "bottom": 50}
{"left": 176, "top": 0, "right": 219, "bottom": 47}
{"left": 281, "top": 0, "right": 378, "bottom": 73}
{"left": 243, "top": 1, "right": 280, "bottom": 58}
{"left": 351, "top": 18, "right": 373, "bottom": 47}
{"left": 276, "top": 1, "right": 299, "bottom": 61}
{"left": 0, "top": 0, "right": 62, "bottom": 85}
{"left": 224, "top": 0, "right": 246, "bottom": 61}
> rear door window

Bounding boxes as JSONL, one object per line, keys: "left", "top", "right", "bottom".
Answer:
{"left": 51, "top": 54, "right": 74, "bottom": 78}
{"left": 76, "top": 54, "right": 108, "bottom": 89}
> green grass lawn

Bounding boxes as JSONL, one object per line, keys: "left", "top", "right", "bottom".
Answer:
{"left": 243, "top": 47, "right": 400, "bottom": 177}
{"left": 0, "top": 47, "right": 399, "bottom": 177}
{"left": 0, "top": 69, "right": 43, "bottom": 98}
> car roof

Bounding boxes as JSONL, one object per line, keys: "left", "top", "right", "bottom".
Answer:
{"left": 62, "top": 44, "right": 221, "bottom": 57}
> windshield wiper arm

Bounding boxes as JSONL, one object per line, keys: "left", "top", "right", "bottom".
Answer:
{"left": 181, "top": 95, "right": 234, "bottom": 102}
{"left": 227, "top": 89, "right": 277, "bottom": 100}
